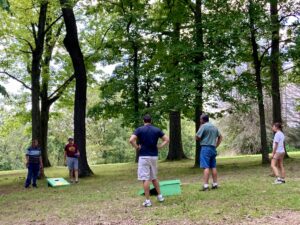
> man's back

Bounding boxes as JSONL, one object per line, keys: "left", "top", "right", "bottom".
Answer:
{"left": 197, "top": 122, "right": 220, "bottom": 147}
{"left": 134, "top": 125, "right": 164, "bottom": 156}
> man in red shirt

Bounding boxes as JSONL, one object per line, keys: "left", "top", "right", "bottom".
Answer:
{"left": 64, "top": 137, "right": 80, "bottom": 183}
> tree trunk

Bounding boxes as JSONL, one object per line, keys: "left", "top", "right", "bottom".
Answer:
{"left": 133, "top": 45, "right": 140, "bottom": 163}
{"left": 31, "top": 2, "right": 48, "bottom": 144}
{"left": 166, "top": 22, "right": 186, "bottom": 160}
{"left": 40, "top": 99, "right": 51, "bottom": 167}
{"left": 249, "top": 0, "right": 270, "bottom": 164}
{"left": 60, "top": 0, "right": 93, "bottom": 177}
{"left": 193, "top": 0, "right": 204, "bottom": 167}
{"left": 167, "top": 111, "right": 187, "bottom": 160}
{"left": 270, "top": 0, "right": 282, "bottom": 124}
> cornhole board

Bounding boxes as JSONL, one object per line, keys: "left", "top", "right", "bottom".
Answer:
{"left": 138, "top": 179, "right": 181, "bottom": 196}
{"left": 47, "top": 178, "right": 70, "bottom": 187}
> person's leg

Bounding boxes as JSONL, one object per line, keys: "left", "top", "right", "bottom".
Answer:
{"left": 211, "top": 150, "right": 218, "bottom": 188}
{"left": 138, "top": 157, "right": 152, "bottom": 206}
{"left": 32, "top": 164, "right": 40, "bottom": 187}
{"left": 143, "top": 180, "right": 151, "bottom": 200}
{"left": 74, "top": 159, "right": 79, "bottom": 182}
{"left": 271, "top": 157, "right": 279, "bottom": 177}
{"left": 25, "top": 164, "right": 33, "bottom": 187}
{"left": 278, "top": 156, "right": 285, "bottom": 180}
{"left": 152, "top": 179, "right": 161, "bottom": 195}
{"left": 212, "top": 168, "right": 218, "bottom": 184}
{"left": 74, "top": 170, "right": 79, "bottom": 182}
{"left": 200, "top": 146, "right": 211, "bottom": 190}
{"left": 69, "top": 170, "right": 74, "bottom": 182}
{"left": 203, "top": 168, "right": 210, "bottom": 185}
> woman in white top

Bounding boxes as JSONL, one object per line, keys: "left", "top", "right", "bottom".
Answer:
{"left": 271, "top": 122, "right": 286, "bottom": 184}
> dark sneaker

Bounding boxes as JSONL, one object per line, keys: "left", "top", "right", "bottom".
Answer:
{"left": 32, "top": 185, "right": 38, "bottom": 188}
{"left": 202, "top": 187, "right": 210, "bottom": 191}
{"left": 75, "top": 180, "right": 79, "bottom": 184}
{"left": 25, "top": 185, "right": 30, "bottom": 188}
{"left": 212, "top": 185, "right": 218, "bottom": 190}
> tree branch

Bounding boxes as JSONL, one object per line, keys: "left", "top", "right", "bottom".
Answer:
{"left": 48, "top": 74, "right": 75, "bottom": 103}
{"left": 15, "top": 36, "right": 34, "bottom": 52}
{"left": 0, "top": 71, "right": 32, "bottom": 90}
{"left": 44, "top": 14, "right": 63, "bottom": 35}
{"left": 31, "top": 23, "right": 37, "bottom": 42}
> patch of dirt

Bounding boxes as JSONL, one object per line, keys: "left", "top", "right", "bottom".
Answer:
{"left": 4, "top": 210, "right": 300, "bottom": 225}
{"left": 236, "top": 210, "right": 300, "bottom": 225}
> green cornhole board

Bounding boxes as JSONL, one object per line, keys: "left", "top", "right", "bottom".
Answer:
{"left": 138, "top": 179, "right": 181, "bottom": 196}
{"left": 47, "top": 178, "right": 70, "bottom": 187}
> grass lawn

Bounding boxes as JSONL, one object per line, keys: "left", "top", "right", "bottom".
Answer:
{"left": 1, "top": 153, "right": 300, "bottom": 225}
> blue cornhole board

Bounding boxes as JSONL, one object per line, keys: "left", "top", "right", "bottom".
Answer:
{"left": 138, "top": 179, "right": 181, "bottom": 196}
{"left": 47, "top": 178, "right": 70, "bottom": 187}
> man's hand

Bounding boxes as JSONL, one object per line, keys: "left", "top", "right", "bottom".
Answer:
{"left": 40, "top": 163, "right": 43, "bottom": 169}
{"left": 26, "top": 162, "right": 29, "bottom": 168}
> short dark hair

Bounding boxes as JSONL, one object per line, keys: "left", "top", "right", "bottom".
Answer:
{"left": 273, "top": 122, "right": 282, "bottom": 130}
{"left": 143, "top": 114, "right": 152, "bottom": 123}
{"left": 201, "top": 114, "right": 209, "bottom": 122}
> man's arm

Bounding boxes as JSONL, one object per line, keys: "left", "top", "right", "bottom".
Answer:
{"left": 216, "top": 135, "right": 223, "bottom": 148}
{"left": 129, "top": 134, "right": 140, "bottom": 150}
{"left": 158, "top": 135, "right": 169, "bottom": 149}
{"left": 64, "top": 150, "right": 67, "bottom": 165}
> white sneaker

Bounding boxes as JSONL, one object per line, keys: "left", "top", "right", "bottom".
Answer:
{"left": 157, "top": 194, "right": 165, "bottom": 202}
{"left": 274, "top": 178, "right": 283, "bottom": 184}
{"left": 142, "top": 200, "right": 152, "bottom": 207}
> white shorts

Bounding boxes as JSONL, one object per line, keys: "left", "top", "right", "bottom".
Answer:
{"left": 138, "top": 156, "right": 158, "bottom": 181}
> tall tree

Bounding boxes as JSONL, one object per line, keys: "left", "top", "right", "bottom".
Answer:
{"left": 248, "top": 0, "right": 269, "bottom": 163}
{"left": 270, "top": 0, "right": 282, "bottom": 123}
{"left": 59, "top": 0, "right": 93, "bottom": 176}
{"left": 31, "top": 1, "right": 48, "bottom": 147}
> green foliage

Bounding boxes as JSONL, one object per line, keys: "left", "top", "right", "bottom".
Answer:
{"left": 0, "top": 0, "right": 9, "bottom": 11}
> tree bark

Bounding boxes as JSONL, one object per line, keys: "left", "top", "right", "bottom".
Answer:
{"left": 133, "top": 44, "right": 140, "bottom": 163}
{"left": 167, "top": 111, "right": 187, "bottom": 160}
{"left": 193, "top": 0, "right": 204, "bottom": 167}
{"left": 59, "top": 0, "right": 93, "bottom": 177}
{"left": 249, "top": 0, "right": 270, "bottom": 164}
{"left": 31, "top": 2, "right": 48, "bottom": 145}
{"left": 270, "top": 0, "right": 282, "bottom": 124}
{"left": 166, "top": 23, "right": 186, "bottom": 160}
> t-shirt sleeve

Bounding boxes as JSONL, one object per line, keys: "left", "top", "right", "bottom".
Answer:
{"left": 158, "top": 129, "right": 164, "bottom": 138}
{"left": 274, "top": 133, "right": 281, "bottom": 143}
{"left": 196, "top": 126, "right": 204, "bottom": 138}
{"left": 133, "top": 128, "right": 140, "bottom": 137}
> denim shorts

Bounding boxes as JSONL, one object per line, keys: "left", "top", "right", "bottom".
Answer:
{"left": 67, "top": 157, "right": 78, "bottom": 170}
{"left": 200, "top": 146, "right": 217, "bottom": 169}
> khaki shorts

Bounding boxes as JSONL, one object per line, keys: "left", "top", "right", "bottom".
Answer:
{"left": 138, "top": 156, "right": 158, "bottom": 181}
{"left": 273, "top": 152, "right": 285, "bottom": 160}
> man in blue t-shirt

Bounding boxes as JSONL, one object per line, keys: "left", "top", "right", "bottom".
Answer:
{"left": 25, "top": 139, "right": 43, "bottom": 188}
{"left": 129, "top": 115, "right": 169, "bottom": 207}
{"left": 196, "top": 114, "right": 222, "bottom": 191}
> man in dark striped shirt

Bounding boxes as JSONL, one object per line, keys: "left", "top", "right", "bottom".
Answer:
{"left": 25, "top": 139, "right": 43, "bottom": 188}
